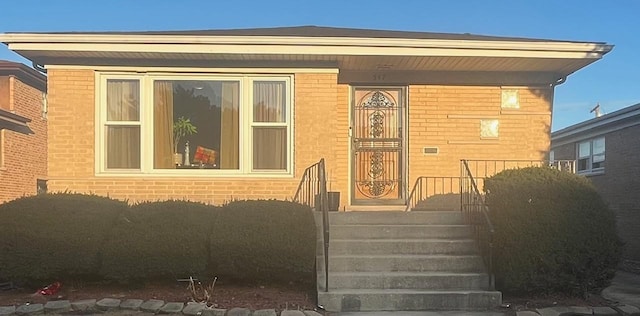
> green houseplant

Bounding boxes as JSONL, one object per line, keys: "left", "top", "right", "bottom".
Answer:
{"left": 172, "top": 116, "right": 197, "bottom": 165}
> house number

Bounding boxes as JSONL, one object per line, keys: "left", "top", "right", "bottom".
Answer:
{"left": 372, "top": 73, "right": 387, "bottom": 81}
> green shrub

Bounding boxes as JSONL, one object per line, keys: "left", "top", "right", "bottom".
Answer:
{"left": 484, "top": 167, "right": 622, "bottom": 296}
{"left": 100, "top": 200, "right": 215, "bottom": 281}
{"left": 210, "top": 200, "right": 316, "bottom": 282}
{"left": 0, "top": 193, "right": 127, "bottom": 284}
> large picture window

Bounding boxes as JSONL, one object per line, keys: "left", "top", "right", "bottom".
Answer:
{"left": 98, "top": 74, "right": 292, "bottom": 175}
{"left": 577, "top": 137, "right": 605, "bottom": 174}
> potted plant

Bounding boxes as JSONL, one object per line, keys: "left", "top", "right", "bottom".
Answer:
{"left": 173, "top": 116, "right": 197, "bottom": 165}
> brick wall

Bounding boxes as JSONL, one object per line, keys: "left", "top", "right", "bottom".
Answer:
{"left": 0, "top": 76, "right": 47, "bottom": 203}
{"left": 408, "top": 85, "right": 552, "bottom": 184}
{"left": 46, "top": 69, "right": 553, "bottom": 209}
{"left": 46, "top": 70, "right": 346, "bottom": 205}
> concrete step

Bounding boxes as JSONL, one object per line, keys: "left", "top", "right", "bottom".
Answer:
{"left": 329, "top": 239, "right": 478, "bottom": 255}
{"left": 328, "top": 254, "right": 485, "bottom": 272}
{"left": 329, "top": 211, "right": 464, "bottom": 225}
{"left": 330, "top": 224, "right": 473, "bottom": 239}
{"left": 328, "top": 272, "right": 490, "bottom": 290}
{"left": 317, "top": 289, "right": 502, "bottom": 312}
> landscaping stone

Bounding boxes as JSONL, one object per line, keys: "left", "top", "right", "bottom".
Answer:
{"left": 15, "top": 304, "right": 43, "bottom": 315}
{"left": 281, "top": 311, "right": 306, "bottom": 316}
{"left": 120, "top": 298, "right": 144, "bottom": 310}
{"left": 43, "top": 300, "right": 71, "bottom": 313}
{"left": 303, "top": 311, "right": 323, "bottom": 316}
{"left": 570, "top": 306, "right": 593, "bottom": 315}
{"left": 253, "top": 309, "right": 277, "bottom": 316}
{"left": 70, "top": 299, "right": 97, "bottom": 312}
{"left": 516, "top": 311, "right": 541, "bottom": 316}
{"left": 159, "top": 302, "right": 184, "bottom": 314}
{"left": 616, "top": 305, "right": 640, "bottom": 316}
{"left": 96, "top": 298, "right": 121, "bottom": 311}
{"left": 200, "top": 308, "right": 227, "bottom": 316}
{"left": 0, "top": 306, "right": 16, "bottom": 316}
{"left": 537, "top": 307, "right": 572, "bottom": 316}
{"left": 227, "top": 307, "right": 251, "bottom": 316}
{"left": 593, "top": 306, "right": 619, "bottom": 316}
{"left": 182, "top": 302, "right": 207, "bottom": 316}
{"left": 140, "top": 299, "right": 165, "bottom": 313}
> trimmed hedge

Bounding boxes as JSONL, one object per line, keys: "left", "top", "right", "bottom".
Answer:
{"left": 210, "top": 200, "right": 316, "bottom": 282}
{"left": 100, "top": 200, "right": 215, "bottom": 281}
{"left": 484, "top": 167, "right": 622, "bottom": 296}
{"left": 0, "top": 194, "right": 315, "bottom": 285}
{"left": 0, "top": 193, "right": 127, "bottom": 284}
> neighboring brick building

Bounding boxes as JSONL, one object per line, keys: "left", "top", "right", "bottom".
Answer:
{"left": 551, "top": 103, "right": 640, "bottom": 262}
{"left": 0, "top": 60, "right": 47, "bottom": 203}
{"left": 0, "top": 26, "right": 611, "bottom": 208}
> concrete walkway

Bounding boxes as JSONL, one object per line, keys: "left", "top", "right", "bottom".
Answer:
{"left": 602, "top": 270, "right": 640, "bottom": 307}
{"left": 332, "top": 312, "right": 505, "bottom": 316}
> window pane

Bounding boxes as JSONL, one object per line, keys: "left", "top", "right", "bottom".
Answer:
{"left": 593, "top": 138, "right": 605, "bottom": 155}
{"left": 253, "top": 81, "right": 286, "bottom": 122}
{"left": 578, "top": 142, "right": 591, "bottom": 158}
{"left": 153, "top": 80, "right": 239, "bottom": 169}
{"left": 253, "top": 127, "right": 287, "bottom": 170}
{"left": 107, "top": 80, "right": 139, "bottom": 121}
{"left": 106, "top": 126, "right": 140, "bottom": 169}
{"left": 577, "top": 158, "right": 589, "bottom": 171}
{"left": 593, "top": 153, "right": 605, "bottom": 163}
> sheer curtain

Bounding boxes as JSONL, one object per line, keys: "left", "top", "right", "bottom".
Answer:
{"left": 253, "top": 81, "right": 286, "bottom": 170}
{"left": 106, "top": 80, "right": 140, "bottom": 169}
{"left": 220, "top": 82, "right": 239, "bottom": 169}
{"left": 153, "top": 82, "right": 174, "bottom": 169}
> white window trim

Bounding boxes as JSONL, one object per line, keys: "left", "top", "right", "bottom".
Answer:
{"left": 576, "top": 137, "right": 605, "bottom": 175}
{"left": 95, "top": 72, "right": 294, "bottom": 177}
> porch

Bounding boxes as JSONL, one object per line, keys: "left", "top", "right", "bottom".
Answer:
{"left": 294, "top": 158, "right": 576, "bottom": 312}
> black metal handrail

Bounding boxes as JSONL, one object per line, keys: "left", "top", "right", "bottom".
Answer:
{"left": 293, "top": 158, "right": 329, "bottom": 293}
{"left": 460, "top": 159, "right": 495, "bottom": 290}
{"left": 405, "top": 176, "right": 461, "bottom": 212}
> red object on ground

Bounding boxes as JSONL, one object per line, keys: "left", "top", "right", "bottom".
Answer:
{"left": 37, "top": 282, "right": 62, "bottom": 295}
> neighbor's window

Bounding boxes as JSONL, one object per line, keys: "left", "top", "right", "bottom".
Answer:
{"left": 577, "top": 137, "right": 605, "bottom": 173}
{"left": 99, "top": 74, "right": 292, "bottom": 175}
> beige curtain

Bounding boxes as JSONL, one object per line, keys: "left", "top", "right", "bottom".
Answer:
{"left": 253, "top": 81, "right": 285, "bottom": 122}
{"left": 106, "top": 80, "right": 140, "bottom": 169}
{"left": 252, "top": 81, "right": 286, "bottom": 170}
{"left": 220, "top": 82, "right": 239, "bottom": 169}
{"left": 154, "top": 82, "right": 174, "bottom": 169}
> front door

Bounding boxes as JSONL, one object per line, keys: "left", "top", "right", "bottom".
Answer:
{"left": 351, "top": 87, "right": 405, "bottom": 205}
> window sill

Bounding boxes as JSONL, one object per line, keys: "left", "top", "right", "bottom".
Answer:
{"left": 577, "top": 169, "right": 605, "bottom": 177}
{"left": 95, "top": 170, "right": 294, "bottom": 178}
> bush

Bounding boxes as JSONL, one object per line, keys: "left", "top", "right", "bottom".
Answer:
{"left": 484, "top": 167, "right": 622, "bottom": 296}
{"left": 100, "top": 200, "right": 215, "bottom": 281}
{"left": 0, "top": 193, "right": 127, "bottom": 284}
{"left": 210, "top": 200, "right": 316, "bottom": 282}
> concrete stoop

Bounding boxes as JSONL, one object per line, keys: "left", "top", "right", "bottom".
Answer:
{"left": 317, "top": 211, "right": 502, "bottom": 312}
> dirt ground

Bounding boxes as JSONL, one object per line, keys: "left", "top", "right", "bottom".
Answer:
{"left": 0, "top": 279, "right": 317, "bottom": 312}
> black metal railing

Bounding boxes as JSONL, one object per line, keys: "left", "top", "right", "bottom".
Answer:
{"left": 463, "top": 159, "right": 576, "bottom": 191}
{"left": 460, "top": 160, "right": 495, "bottom": 290}
{"left": 405, "top": 176, "right": 461, "bottom": 212}
{"left": 293, "top": 158, "right": 329, "bottom": 292}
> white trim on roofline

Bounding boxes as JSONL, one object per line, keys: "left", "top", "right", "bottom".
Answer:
{"left": 46, "top": 65, "right": 340, "bottom": 73}
{"left": 0, "top": 33, "right": 612, "bottom": 59}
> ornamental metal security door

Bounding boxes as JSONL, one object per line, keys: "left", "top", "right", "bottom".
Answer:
{"left": 351, "top": 87, "right": 405, "bottom": 205}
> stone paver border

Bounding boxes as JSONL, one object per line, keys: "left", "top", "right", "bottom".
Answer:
{"left": 0, "top": 298, "right": 638, "bottom": 316}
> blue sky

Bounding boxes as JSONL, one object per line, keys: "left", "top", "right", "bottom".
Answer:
{"left": 1, "top": 0, "right": 638, "bottom": 131}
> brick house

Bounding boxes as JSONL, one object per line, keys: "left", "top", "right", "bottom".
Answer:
{"left": 0, "top": 26, "right": 611, "bottom": 208}
{"left": 1, "top": 26, "right": 612, "bottom": 311}
{"left": 551, "top": 103, "right": 640, "bottom": 263}
{"left": 0, "top": 60, "right": 47, "bottom": 203}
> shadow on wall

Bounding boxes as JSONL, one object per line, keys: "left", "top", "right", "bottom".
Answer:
{"left": 414, "top": 193, "right": 461, "bottom": 211}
